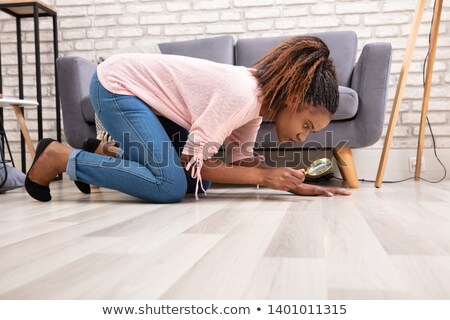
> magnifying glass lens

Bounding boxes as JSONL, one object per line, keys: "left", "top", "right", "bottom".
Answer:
{"left": 306, "top": 158, "right": 332, "bottom": 176}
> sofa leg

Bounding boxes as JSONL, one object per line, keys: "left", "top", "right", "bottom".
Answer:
{"left": 332, "top": 146, "right": 359, "bottom": 188}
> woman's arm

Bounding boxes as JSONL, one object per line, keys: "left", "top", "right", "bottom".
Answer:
{"left": 231, "top": 156, "right": 269, "bottom": 169}
{"left": 232, "top": 156, "right": 345, "bottom": 195}
{"left": 230, "top": 156, "right": 350, "bottom": 197}
{"left": 180, "top": 154, "right": 304, "bottom": 191}
{"left": 289, "top": 181, "right": 351, "bottom": 197}
{"left": 180, "top": 155, "right": 349, "bottom": 196}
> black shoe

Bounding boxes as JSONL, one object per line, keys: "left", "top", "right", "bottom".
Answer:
{"left": 74, "top": 138, "right": 102, "bottom": 194}
{"left": 25, "top": 138, "right": 57, "bottom": 202}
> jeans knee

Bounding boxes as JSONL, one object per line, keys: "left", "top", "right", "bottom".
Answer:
{"left": 153, "top": 175, "right": 187, "bottom": 203}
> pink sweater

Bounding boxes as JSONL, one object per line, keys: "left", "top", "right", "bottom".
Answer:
{"left": 97, "top": 53, "right": 263, "bottom": 198}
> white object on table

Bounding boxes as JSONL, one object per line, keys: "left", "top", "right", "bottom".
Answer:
{"left": 0, "top": 96, "right": 39, "bottom": 158}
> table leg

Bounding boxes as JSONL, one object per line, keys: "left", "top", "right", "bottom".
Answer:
{"left": 12, "top": 105, "right": 35, "bottom": 158}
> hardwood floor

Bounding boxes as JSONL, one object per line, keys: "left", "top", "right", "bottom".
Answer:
{"left": 1, "top": 177, "right": 450, "bottom": 299}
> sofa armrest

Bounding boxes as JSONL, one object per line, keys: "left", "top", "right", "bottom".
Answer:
{"left": 56, "top": 56, "right": 97, "bottom": 148}
{"left": 351, "top": 42, "right": 392, "bottom": 146}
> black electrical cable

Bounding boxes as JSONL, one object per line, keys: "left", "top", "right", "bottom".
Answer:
{"left": 333, "top": 0, "right": 447, "bottom": 185}
{"left": 0, "top": 37, "right": 15, "bottom": 189}
{"left": 0, "top": 120, "right": 9, "bottom": 189}
{"left": 418, "top": 0, "right": 447, "bottom": 183}
{"left": 0, "top": 36, "right": 7, "bottom": 189}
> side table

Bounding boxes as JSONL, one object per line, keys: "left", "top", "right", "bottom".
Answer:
{"left": 0, "top": 95, "right": 38, "bottom": 159}
{"left": 0, "top": 0, "right": 61, "bottom": 172}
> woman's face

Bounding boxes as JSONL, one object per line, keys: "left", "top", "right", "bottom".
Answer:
{"left": 274, "top": 104, "right": 331, "bottom": 143}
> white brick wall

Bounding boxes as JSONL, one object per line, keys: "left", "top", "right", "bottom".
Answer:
{"left": 1, "top": 0, "right": 449, "bottom": 158}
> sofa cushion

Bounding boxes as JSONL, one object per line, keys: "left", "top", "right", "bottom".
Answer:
{"left": 159, "top": 36, "right": 235, "bottom": 65}
{"left": 332, "top": 86, "right": 358, "bottom": 120}
{"left": 235, "top": 31, "right": 357, "bottom": 87}
{"left": 0, "top": 163, "right": 25, "bottom": 193}
{"left": 260, "top": 85, "right": 357, "bottom": 123}
{"left": 80, "top": 95, "right": 95, "bottom": 124}
{"left": 1, "top": 138, "right": 25, "bottom": 193}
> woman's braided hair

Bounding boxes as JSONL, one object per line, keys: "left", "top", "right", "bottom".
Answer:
{"left": 251, "top": 36, "right": 339, "bottom": 120}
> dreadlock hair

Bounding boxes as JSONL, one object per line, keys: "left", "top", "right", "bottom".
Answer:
{"left": 251, "top": 36, "right": 339, "bottom": 120}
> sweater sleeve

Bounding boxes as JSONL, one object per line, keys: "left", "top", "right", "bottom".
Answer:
{"left": 223, "top": 117, "right": 263, "bottom": 164}
{"left": 181, "top": 93, "right": 254, "bottom": 199}
{"left": 181, "top": 98, "right": 235, "bottom": 162}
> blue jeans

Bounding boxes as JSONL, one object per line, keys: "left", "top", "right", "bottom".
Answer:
{"left": 65, "top": 72, "right": 211, "bottom": 203}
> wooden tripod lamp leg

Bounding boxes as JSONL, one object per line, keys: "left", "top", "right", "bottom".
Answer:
{"left": 375, "top": 0, "right": 426, "bottom": 188}
{"left": 415, "top": 0, "right": 443, "bottom": 180}
{"left": 333, "top": 146, "right": 359, "bottom": 188}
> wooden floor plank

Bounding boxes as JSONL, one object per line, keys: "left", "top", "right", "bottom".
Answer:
{"left": 160, "top": 201, "right": 291, "bottom": 299}
{"left": 264, "top": 199, "right": 325, "bottom": 258}
{"left": 389, "top": 256, "right": 450, "bottom": 299}
{"left": 243, "top": 257, "right": 327, "bottom": 299}
{"left": 1, "top": 233, "right": 222, "bottom": 299}
{"left": 322, "top": 197, "right": 407, "bottom": 292}
{"left": 0, "top": 177, "right": 449, "bottom": 299}
{"left": 0, "top": 237, "right": 119, "bottom": 295}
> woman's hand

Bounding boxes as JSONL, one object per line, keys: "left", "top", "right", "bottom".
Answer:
{"left": 289, "top": 183, "right": 351, "bottom": 197}
{"left": 261, "top": 167, "right": 305, "bottom": 191}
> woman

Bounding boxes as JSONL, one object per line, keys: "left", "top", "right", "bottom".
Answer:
{"left": 25, "top": 36, "right": 350, "bottom": 202}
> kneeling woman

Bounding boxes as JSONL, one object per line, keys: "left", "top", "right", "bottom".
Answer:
{"left": 25, "top": 36, "right": 350, "bottom": 202}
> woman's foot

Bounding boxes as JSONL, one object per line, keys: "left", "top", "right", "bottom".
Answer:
{"left": 74, "top": 138, "right": 119, "bottom": 194}
{"left": 25, "top": 139, "right": 72, "bottom": 201}
{"left": 74, "top": 138, "right": 102, "bottom": 194}
{"left": 97, "top": 141, "right": 120, "bottom": 157}
{"left": 27, "top": 141, "right": 71, "bottom": 185}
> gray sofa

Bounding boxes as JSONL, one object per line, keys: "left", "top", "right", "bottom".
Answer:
{"left": 56, "top": 31, "right": 392, "bottom": 188}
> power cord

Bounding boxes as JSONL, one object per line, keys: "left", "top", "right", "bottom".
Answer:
{"left": 334, "top": 0, "right": 447, "bottom": 185}
{"left": 419, "top": 0, "right": 447, "bottom": 183}
{"left": 0, "top": 117, "right": 11, "bottom": 189}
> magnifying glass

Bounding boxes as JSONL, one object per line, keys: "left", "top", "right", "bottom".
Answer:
{"left": 305, "top": 158, "right": 333, "bottom": 176}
